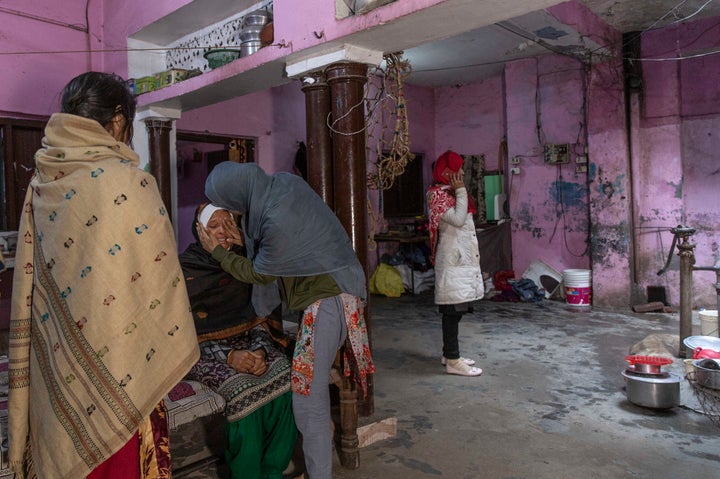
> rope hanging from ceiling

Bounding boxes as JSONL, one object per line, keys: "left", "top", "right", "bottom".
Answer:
{"left": 366, "top": 51, "right": 414, "bottom": 191}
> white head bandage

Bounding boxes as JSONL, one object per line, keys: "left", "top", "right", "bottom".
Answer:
{"left": 198, "top": 204, "right": 224, "bottom": 227}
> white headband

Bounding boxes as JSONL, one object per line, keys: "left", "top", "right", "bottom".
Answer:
{"left": 198, "top": 204, "right": 224, "bottom": 227}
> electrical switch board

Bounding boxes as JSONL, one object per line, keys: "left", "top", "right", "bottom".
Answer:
{"left": 544, "top": 143, "right": 570, "bottom": 164}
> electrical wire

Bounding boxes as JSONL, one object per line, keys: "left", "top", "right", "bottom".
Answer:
{"left": 673, "top": 0, "right": 716, "bottom": 23}
{"left": 588, "top": 0, "right": 717, "bottom": 61}
{"left": 626, "top": 48, "right": 720, "bottom": 61}
{"left": 620, "top": 0, "right": 691, "bottom": 50}
{"left": 0, "top": 43, "right": 293, "bottom": 56}
{"left": 0, "top": 6, "right": 87, "bottom": 32}
{"left": 548, "top": 163, "right": 590, "bottom": 258}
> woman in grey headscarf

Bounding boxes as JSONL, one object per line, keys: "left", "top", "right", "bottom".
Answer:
{"left": 201, "top": 162, "right": 375, "bottom": 479}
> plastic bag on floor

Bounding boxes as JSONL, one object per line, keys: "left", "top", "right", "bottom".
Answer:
{"left": 394, "top": 264, "right": 435, "bottom": 294}
{"left": 370, "top": 263, "right": 405, "bottom": 297}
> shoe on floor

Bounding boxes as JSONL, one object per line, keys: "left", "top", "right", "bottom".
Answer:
{"left": 446, "top": 359, "right": 482, "bottom": 376}
{"left": 441, "top": 356, "right": 476, "bottom": 366}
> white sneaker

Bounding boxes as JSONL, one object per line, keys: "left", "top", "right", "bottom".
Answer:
{"left": 446, "top": 360, "right": 483, "bottom": 377}
{"left": 441, "top": 356, "right": 476, "bottom": 366}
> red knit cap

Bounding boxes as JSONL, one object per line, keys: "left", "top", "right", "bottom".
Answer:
{"left": 432, "top": 150, "right": 464, "bottom": 184}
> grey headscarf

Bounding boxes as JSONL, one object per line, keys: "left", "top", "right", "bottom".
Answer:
{"left": 205, "top": 162, "right": 366, "bottom": 313}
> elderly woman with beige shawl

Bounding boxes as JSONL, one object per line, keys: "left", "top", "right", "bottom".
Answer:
{"left": 8, "top": 72, "right": 199, "bottom": 479}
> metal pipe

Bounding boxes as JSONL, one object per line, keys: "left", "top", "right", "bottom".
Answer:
{"left": 660, "top": 226, "right": 720, "bottom": 355}
{"left": 678, "top": 237, "right": 695, "bottom": 358}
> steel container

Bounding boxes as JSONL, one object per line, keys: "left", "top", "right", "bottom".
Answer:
{"left": 242, "top": 9, "right": 269, "bottom": 27}
{"left": 240, "top": 41, "right": 262, "bottom": 57}
{"left": 621, "top": 370, "right": 680, "bottom": 409}
{"left": 692, "top": 358, "right": 720, "bottom": 389}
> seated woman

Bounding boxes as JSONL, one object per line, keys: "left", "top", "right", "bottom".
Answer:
{"left": 179, "top": 203, "right": 297, "bottom": 479}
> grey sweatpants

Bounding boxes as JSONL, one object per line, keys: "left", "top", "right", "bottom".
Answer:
{"left": 292, "top": 295, "right": 347, "bottom": 479}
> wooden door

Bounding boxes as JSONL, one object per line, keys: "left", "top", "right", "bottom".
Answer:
{"left": 1, "top": 119, "right": 46, "bottom": 230}
{"left": 382, "top": 153, "right": 425, "bottom": 218}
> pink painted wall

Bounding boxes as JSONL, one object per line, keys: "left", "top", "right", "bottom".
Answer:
{"left": 504, "top": 55, "right": 591, "bottom": 285}
{"left": 586, "top": 58, "right": 633, "bottom": 308}
{"left": 0, "top": 3, "right": 95, "bottom": 116}
{"left": 269, "top": 80, "right": 308, "bottom": 173}
{"left": 634, "top": 16, "right": 720, "bottom": 309}
{"left": 548, "top": 1, "right": 633, "bottom": 309}
{"left": 434, "top": 76, "right": 505, "bottom": 171}
{"left": 405, "top": 83, "right": 436, "bottom": 193}
{"left": 0, "top": 0, "right": 196, "bottom": 115}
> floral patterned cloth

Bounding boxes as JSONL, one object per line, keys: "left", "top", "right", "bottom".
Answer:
{"left": 291, "top": 294, "right": 375, "bottom": 398}
{"left": 185, "top": 327, "right": 291, "bottom": 423}
{"left": 427, "top": 185, "right": 457, "bottom": 264}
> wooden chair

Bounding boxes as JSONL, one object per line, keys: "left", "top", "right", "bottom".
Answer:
{"left": 330, "top": 341, "right": 359, "bottom": 469}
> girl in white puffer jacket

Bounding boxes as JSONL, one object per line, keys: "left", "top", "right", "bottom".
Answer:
{"left": 427, "top": 151, "right": 485, "bottom": 377}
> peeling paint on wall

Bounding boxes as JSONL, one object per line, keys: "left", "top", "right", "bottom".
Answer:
{"left": 594, "top": 168, "right": 625, "bottom": 199}
{"left": 666, "top": 179, "right": 683, "bottom": 199}
{"left": 513, "top": 203, "right": 545, "bottom": 239}
{"left": 638, "top": 207, "right": 683, "bottom": 224}
{"left": 550, "top": 180, "right": 586, "bottom": 208}
{"left": 590, "top": 222, "right": 630, "bottom": 263}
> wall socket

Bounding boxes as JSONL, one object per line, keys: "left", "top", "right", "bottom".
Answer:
{"left": 576, "top": 164, "right": 587, "bottom": 173}
{"left": 511, "top": 167, "right": 521, "bottom": 175}
{"left": 511, "top": 156, "right": 521, "bottom": 164}
{"left": 576, "top": 155, "right": 588, "bottom": 164}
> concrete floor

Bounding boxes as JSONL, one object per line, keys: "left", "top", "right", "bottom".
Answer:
{"left": 176, "top": 292, "right": 720, "bottom": 479}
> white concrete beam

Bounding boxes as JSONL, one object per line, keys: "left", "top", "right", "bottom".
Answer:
{"left": 285, "top": 44, "right": 384, "bottom": 79}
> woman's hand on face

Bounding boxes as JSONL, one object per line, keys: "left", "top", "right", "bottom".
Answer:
{"left": 223, "top": 217, "right": 244, "bottom": 247}
{"left": 449, "top": 172, "right": 465, "bottom": 190}
{"left": 197, "top": 222, "right": 220, "bottom": 253}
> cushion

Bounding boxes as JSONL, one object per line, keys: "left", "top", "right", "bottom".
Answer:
{"left": 164, "top": 380, "right": 225, "bottom": 430}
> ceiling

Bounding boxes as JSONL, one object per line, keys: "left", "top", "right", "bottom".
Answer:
{"left": 136, "top": 0, "right": 720, "bottom": 111}
{"left": 401, "top": 0, "right": 720, "bottom": 87}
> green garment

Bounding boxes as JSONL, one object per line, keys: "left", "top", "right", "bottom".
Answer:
{"left": 212, "top": 246, "right": 341, "bottom": 311}
{"left": 224, "top": 391, "right": 297, "bottom": 479}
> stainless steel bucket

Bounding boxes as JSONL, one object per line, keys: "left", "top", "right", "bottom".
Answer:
{"left": 622, "top": 370, "right": 680, "bottom": 409}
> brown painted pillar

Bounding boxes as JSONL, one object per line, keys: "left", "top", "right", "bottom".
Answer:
{"left": 326, "top": 62, "right": 374, "bottom": 425}
{"left": 326, "top": 62, "right": 369, "bottom": 275}
{"left": 301, "top": 72, "right": 334, "bottom": 207}
{"left": 145, "top": 119, "right": 173, "bottom": 220}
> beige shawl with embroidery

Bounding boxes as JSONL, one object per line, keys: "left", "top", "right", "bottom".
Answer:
{"left": 8, "top": 113, "right": 199, "bottom": 478}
